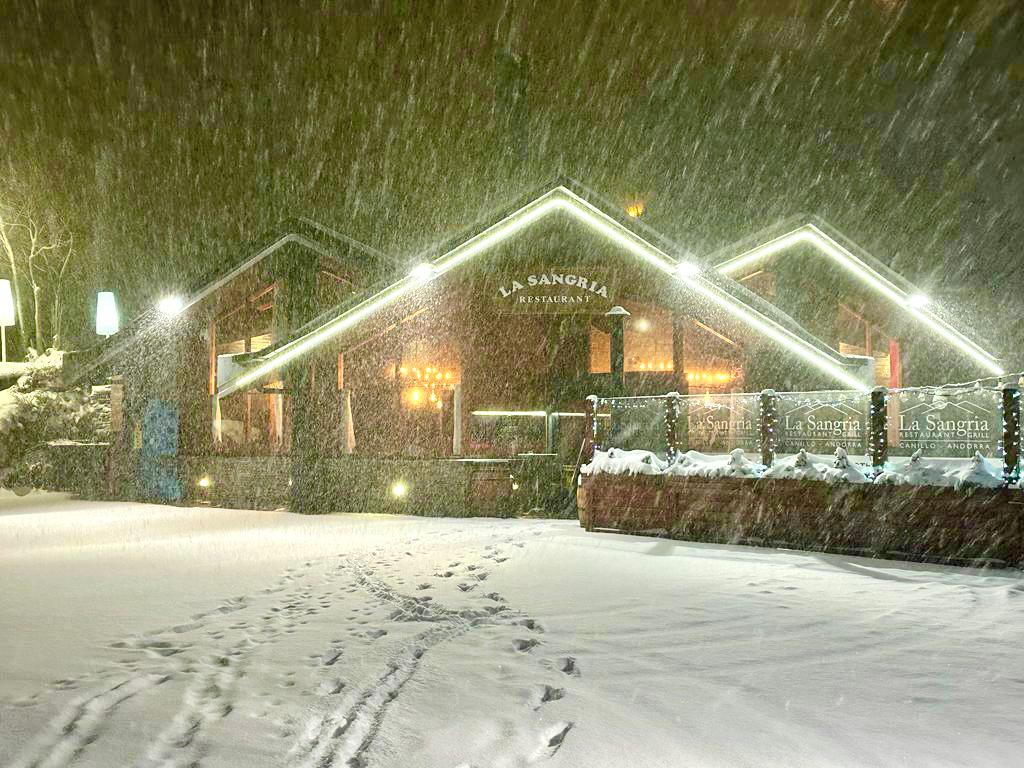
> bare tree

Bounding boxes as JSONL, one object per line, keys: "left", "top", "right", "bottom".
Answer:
{"left": 0, "top": 186, "right": 75, "bottom": 354}
{"left": 23, "top": 213, "right": 73, "bottom": 351}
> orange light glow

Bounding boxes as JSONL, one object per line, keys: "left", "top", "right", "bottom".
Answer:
{"left": 686, "top": 371, "right": 733, "bottom": 385}
{"left": 626, "top": 201, "right": 646, "bottom": 218}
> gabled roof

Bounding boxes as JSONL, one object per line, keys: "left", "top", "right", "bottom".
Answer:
{"left": 218, "top": 181, "right": 873, "bottom": 396}
{"left": 66, "top": 218, "right": 393, "bottom": 386}
{"left": 713, "top": 215, "right": 1003, "bottom": 376}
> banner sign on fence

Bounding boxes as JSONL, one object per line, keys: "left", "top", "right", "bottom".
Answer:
{"left": 685, "top": 394, "right": 759, "bottom": 453}
{"left": 887, "top": 392, "right": 999, "bottom": 457}
{"left": 776, "top": 393, "right": 867, "bottom": 455}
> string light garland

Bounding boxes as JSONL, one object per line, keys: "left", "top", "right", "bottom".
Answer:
{"left": 591, "top": 381, "right": 1023, "bottom": 487}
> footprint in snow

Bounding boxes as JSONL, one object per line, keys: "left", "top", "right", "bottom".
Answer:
{"left": 512, "top": 638, "right": 539, "bottom": 653}
{"left": 532, "top": 722, "right": 573, "bottom": 761}
{"left": 366, "top": 629, "right": 388, "bottom": 639}
{"left": 557, "top": 657, "right": 579, "bottom": 676}
{"left": 320, "top": 678, "right": 346, "bottom": 695}
{"left": 416, "top": 583, "right": 432, "bottom": 590}
{"left": 458, "top": 583, "right": 477, "bottom": 592}
{"left": 531, "top": 684, "right": 565, "bottom": 710}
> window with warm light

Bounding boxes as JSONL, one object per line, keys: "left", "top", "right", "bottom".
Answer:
{"left": 588, "top": 326, "right": 611, "bottom": 373}
{"left": 624, "top": 303, "right": 673, "bottom": 373}
{"left": 394, "top": 359, "right": 459, "bottom": 411}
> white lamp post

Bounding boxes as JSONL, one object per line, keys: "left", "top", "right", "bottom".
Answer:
{"left": 0, "top": 279, "right": 15, "bottom": 363}
{"left": 95, "top": 291, "right": 119, "bottom": 338}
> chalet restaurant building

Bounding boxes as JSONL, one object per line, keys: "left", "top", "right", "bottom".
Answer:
{"left": 84, "top": 179, "right": 1006, "bottom": 513}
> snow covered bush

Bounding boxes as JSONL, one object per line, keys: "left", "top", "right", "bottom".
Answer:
{"left": 872, "top": 450, "right": 1003, "bottom": 490}
{"left": 581, "top": 448, "right": 667, "bottom": 476}
{"left": 583, "top": 443, "right": 1004, "bottom": 492}
{"left": 762, "top": 450, "right": 826, "bottom": 482}
{"left": 735, "top": 447, "right": 869, "bottom": 484}
{"left": 873, "top": 450, "right": 945, "bottom": 487}
{"left": 947, "top": 452, "right": 1004, "bottom": 490}
{"left": 0, "top": 356, "right": 110, "bottom": 479}
{"left": 666, "top": 448, "right": 763, "bottom": 479}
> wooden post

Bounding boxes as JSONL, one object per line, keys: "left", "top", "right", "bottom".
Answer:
{"left": 869, "top": 386, "right": 888, "bottom": 471}
{"left": 1002, "top": 385, "right": 1021, "bottom": 486}
{"left": 759, "top": 389, "right": 777, "bottom": 467}
{"left": 584, "top": 394, "right": 598, "bottom": 462}
{"left": 664, "top": 392, "right": 680, "bottom": 463}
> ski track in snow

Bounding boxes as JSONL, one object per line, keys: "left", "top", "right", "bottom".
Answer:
{"left": 2, "top": 527, "right": 577, "bottom": 768}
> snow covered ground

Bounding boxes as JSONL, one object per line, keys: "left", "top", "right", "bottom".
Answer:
{"left": 1, "top": 492, "right": 1023, "bottom": 767}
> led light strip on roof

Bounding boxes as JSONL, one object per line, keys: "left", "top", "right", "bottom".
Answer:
{"left": 716, "top": 225, "right": 1003, "bottom": 376}
{"left": 219, "top": 192, "right": 562, "bottom": 396}
{"left": 552, "top": 190, "right": 869, "bottom": 391}
{"left": 219, "top": 187, "right": 868, "bottom": 397}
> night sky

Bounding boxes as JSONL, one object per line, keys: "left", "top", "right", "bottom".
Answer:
{"left": 2, "top": 0, "right": 1022, "bottom": 350}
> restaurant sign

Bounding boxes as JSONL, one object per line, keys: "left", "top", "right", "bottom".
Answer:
{"left": 685, "top": 394, "right": 759, "bottom": 454}
{"left": 888, "top": 393, "right": 999, "bottom": 457}
{"left": 776, "top": 393, "right": 867, "bottom": 455}
{"left": 494, "top": 270, "right": 614, "bottom": 314}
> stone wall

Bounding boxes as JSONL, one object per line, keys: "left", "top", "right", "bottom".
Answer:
{"left": 178, "top": 455, "right": 524, "bottom": 516}
{"left": 300, "top": 457, "right": 517, "bottom": 516}
{"left": 181, "top": 456, "right": 291, "bottom": 509}
{"left": 578, "top": 475, "right": 1024, "bottom": 567}
{"left": 28, "top": 449, "right": 566, "bottom": 518}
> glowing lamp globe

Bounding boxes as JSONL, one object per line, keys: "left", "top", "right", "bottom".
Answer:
{"left": 0, "top": 279, "right": 14, "bottom": 327}
{"left": 95, "top": 291, "right": 119, "bottom": 337}
{"left": 157, "top": 295, "right": 185, "bottom": 316}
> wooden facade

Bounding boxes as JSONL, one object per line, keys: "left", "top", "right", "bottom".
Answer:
{"left": 92, "top": 188, "right": 1001, "bottom": 511}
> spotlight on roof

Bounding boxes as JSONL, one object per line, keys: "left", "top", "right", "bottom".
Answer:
{"left": 157, "top": 295, "right": 185, "bottom": 316}
{"left": 905, "top": 293, "right": 930, "bottom": 309}
{"left": 676, "top": 261, "right": 701, "bottom": 279}
{"left": 410, "top": 263, "right": 435, "bottom": 282}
